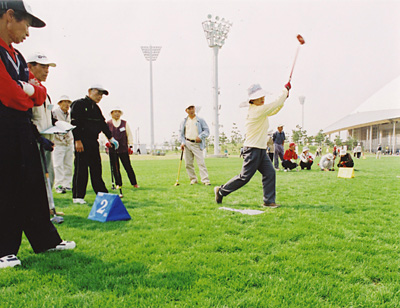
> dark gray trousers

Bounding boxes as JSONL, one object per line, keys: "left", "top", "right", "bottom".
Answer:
{"left": 219, "top": 147, "right": 276, "bottom": 204}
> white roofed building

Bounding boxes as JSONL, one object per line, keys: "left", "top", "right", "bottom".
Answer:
{"left": 324, "top": 76, "right": 400, "bottom": 154}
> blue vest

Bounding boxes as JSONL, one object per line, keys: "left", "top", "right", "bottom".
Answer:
{"left": 0, "top": 45, "right": 30, "bottom": 119}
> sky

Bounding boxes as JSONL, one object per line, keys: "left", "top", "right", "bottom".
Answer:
{"left": 18, "top": 0, "right": 400, "bottom": 147}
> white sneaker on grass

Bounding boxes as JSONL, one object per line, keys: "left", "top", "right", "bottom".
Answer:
{"left": 0, "top": 254, "right": 21, "bottom": 269}
{"left": 73, "top": 198, "right": 86, "bottom": 204}
{"left": 47, "top": 241, "right": 76, "bottom": 252}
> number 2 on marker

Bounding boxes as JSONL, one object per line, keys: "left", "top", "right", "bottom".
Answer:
{"left": 97, "top": 200, "right": 108, "bottom": 214}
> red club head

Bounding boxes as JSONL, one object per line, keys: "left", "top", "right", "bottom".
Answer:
{"left": 297, "top": 34, "right": 305, "bottom": 45}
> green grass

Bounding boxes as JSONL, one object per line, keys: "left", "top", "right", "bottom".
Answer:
{"left": 1, "top": 154, "right": 399, "bottom": 307}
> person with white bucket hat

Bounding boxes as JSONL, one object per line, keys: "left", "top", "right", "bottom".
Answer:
{"left": 215, "top": 81, "right": 291, "bottom": 208}
{"left": 300, "top": 146, "right": 314, "bottom": 170}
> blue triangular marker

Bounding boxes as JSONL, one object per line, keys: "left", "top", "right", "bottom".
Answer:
{"left": 88, "top": 193, "right": 131, "bottom": 222}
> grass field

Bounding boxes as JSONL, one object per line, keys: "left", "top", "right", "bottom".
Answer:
{"left": 1, "top": 154, "right": 399, "bottom": 307}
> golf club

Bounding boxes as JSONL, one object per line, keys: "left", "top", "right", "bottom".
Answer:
{"left": 174, "top": 149, "right": 184, "bottom": 186}
{"left": 108, "top": 147, "right": 116, "bottom": 190}
{"left": 39, "top": 145, "right": 64, "bottom": 224}
{"left": 288, "top": 34, "right": 306, "bottom": 82}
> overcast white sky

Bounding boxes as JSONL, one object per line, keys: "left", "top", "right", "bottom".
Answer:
{"left": 18, "top": 0, "right": 400, "bottom": 146}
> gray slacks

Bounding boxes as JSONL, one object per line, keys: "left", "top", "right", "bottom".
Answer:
{"left": 219, "top": 147, "right": 276, "bottom": 204}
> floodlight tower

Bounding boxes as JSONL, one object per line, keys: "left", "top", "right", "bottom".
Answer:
{"left": 202, "top": 14, "right": 232, "bottom": 155}
{"left": 299, "top": 96, "right": 305, "bottom": 130}
{"left": 141, "top": 45, "right": 162, "bottom": 154}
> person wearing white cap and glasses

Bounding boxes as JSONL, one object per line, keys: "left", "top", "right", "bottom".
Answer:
{"left": 179, "top": 104, "right": 210, "bottom": 185}
{"left": 299, "top": 146, "right": 314, "bottom": 170}
{"left": 319, "top": 153, "right": 335, "bottom": 171}
{"left": 272, "top": 124, "right": 286, "bottom": 170}
{"left": 0, "top": 0, "right": 75, "bottom": 269}
{"left": 70, "top": 84, "right": 119, "bottom": 204}
{"left": 106, "top": 106, "right": 139, "bottom": 189}
{"left": 52, "top": 95, "right": 74, "bottom": 193}
{"left": 27, "top": 51, "right": 57, "bottom": 188}
{"left": 215, "top": 81, "right": 291, "bottom": 208}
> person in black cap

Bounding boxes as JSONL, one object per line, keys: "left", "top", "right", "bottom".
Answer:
{"left": 0, "top": 0, "right": 75, "bottom": 270}
{"left": 70, "top": 85, "right": 119, "bottom": 204}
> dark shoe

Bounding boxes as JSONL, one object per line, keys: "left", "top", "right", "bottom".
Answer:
{"left": 262, "top": 202, "right": 281, "bottom": 209}
{"left": 214, "top": 186, "right": 223, "bottom": 204}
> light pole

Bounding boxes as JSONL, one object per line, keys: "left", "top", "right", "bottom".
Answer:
{"left": 141, "top": 45, "right": 161, "bottom": 154}
{"left": 299, "top": 96, "right": 305, "bottom": 129}
{"left": 202, "top": 14, "right": 232, "bottom": 155}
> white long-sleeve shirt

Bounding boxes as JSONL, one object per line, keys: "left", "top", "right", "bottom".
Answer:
{"left": 243, "top": 89, "right": 288, "bottom": 149}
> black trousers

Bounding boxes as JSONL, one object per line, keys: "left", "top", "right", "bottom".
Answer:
{"left": 109, "top": 150, "right": 137, "bottom": 186}
{"left": 300, "top": 160, "right": 313, "bottom": 170}
{"left": 0, "top": 120, "right": 61, "bottom": 257}
{"left": 282, "top": 160, "right": 298, "bottom": 170}
{"left": 72, "top": 140, "right": 108, "bottom": 199}
{"left": 268, "top": 152, "right": 274, "bottom": 163}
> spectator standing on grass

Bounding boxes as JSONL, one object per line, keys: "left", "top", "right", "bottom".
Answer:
{"left": 70, "top": 85, "right": 119, "bottom": 204}
{"left": 273, "top": 124, "right": 285, "bottom": 170}
{"left": 282, "top": 142, "right": 298, "bottom": 171}
{"left": 376, "top": 144, "right": 382, "bottom": 159}
{"left": 354, "top": 143, "right": 362, "bottom": 159}
{"left": 179, "top": 104, "right": 211, "bottom": 185}
{"left": 52, "top": 95, "right": 74, "bottom": 193}
{"left": 0, "top": 0, "right": 75, "bottom": 269}
{"left": 214, "top": 82, "right": 291, "bottom": 208}
{"left": 106, "top": 106, "right": 139, "bottom": 189}
{"left": 300, "top": 146, "right": 314, "bottom": 170}
{"left": 319, "top": 153, "right": 335, "bottom": 171}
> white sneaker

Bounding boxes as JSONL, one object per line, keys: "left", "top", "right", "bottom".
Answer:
{"left": 0, "top": 254, "right": 21, "bottom": 269}
{"left": 73, "top": 198, "right": 86, "bottom": 204}
{"left": 275, "top": 168, "right": 280, "bottom": 171}
{"left": 47, "top": 241, "right": 76, "bottom": 251}
{"left": 190, "top": 180, "right": 198, "bottom": 185}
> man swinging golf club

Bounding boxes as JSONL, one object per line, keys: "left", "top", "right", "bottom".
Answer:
{"left": 214, "top": 81, "right": 291, "bottom": 208}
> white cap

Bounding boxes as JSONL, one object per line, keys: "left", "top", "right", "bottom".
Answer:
{"left": 57, "top": 95, "right": 71, "bottom": 103}
{"left": 27, "top": 52, "right": 56, "bottom": 67}
{"left": 185, "top": 104, "right": 195, "bottom": 110}
{"left": 302, "top": 146, "right": 309, "bottom": 152}
{"left": 110, "top": 106, "right": 123, "bottom": 115}
{"left": 89, "top": 84, "right": 109, "bottom": 95}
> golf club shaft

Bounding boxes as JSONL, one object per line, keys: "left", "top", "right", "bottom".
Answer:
{"left": 289, "top": 45, "right": 300, "bottom": 82}
{"left": 175, "top": 149, "right": 184, "bottom": 183}
{"left": 39, "top": 145, "right": 56, "bottom": 212}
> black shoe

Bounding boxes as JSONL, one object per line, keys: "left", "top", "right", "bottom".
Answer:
{"left": 214, "top": 186, "right": 223, "bottom": 204}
